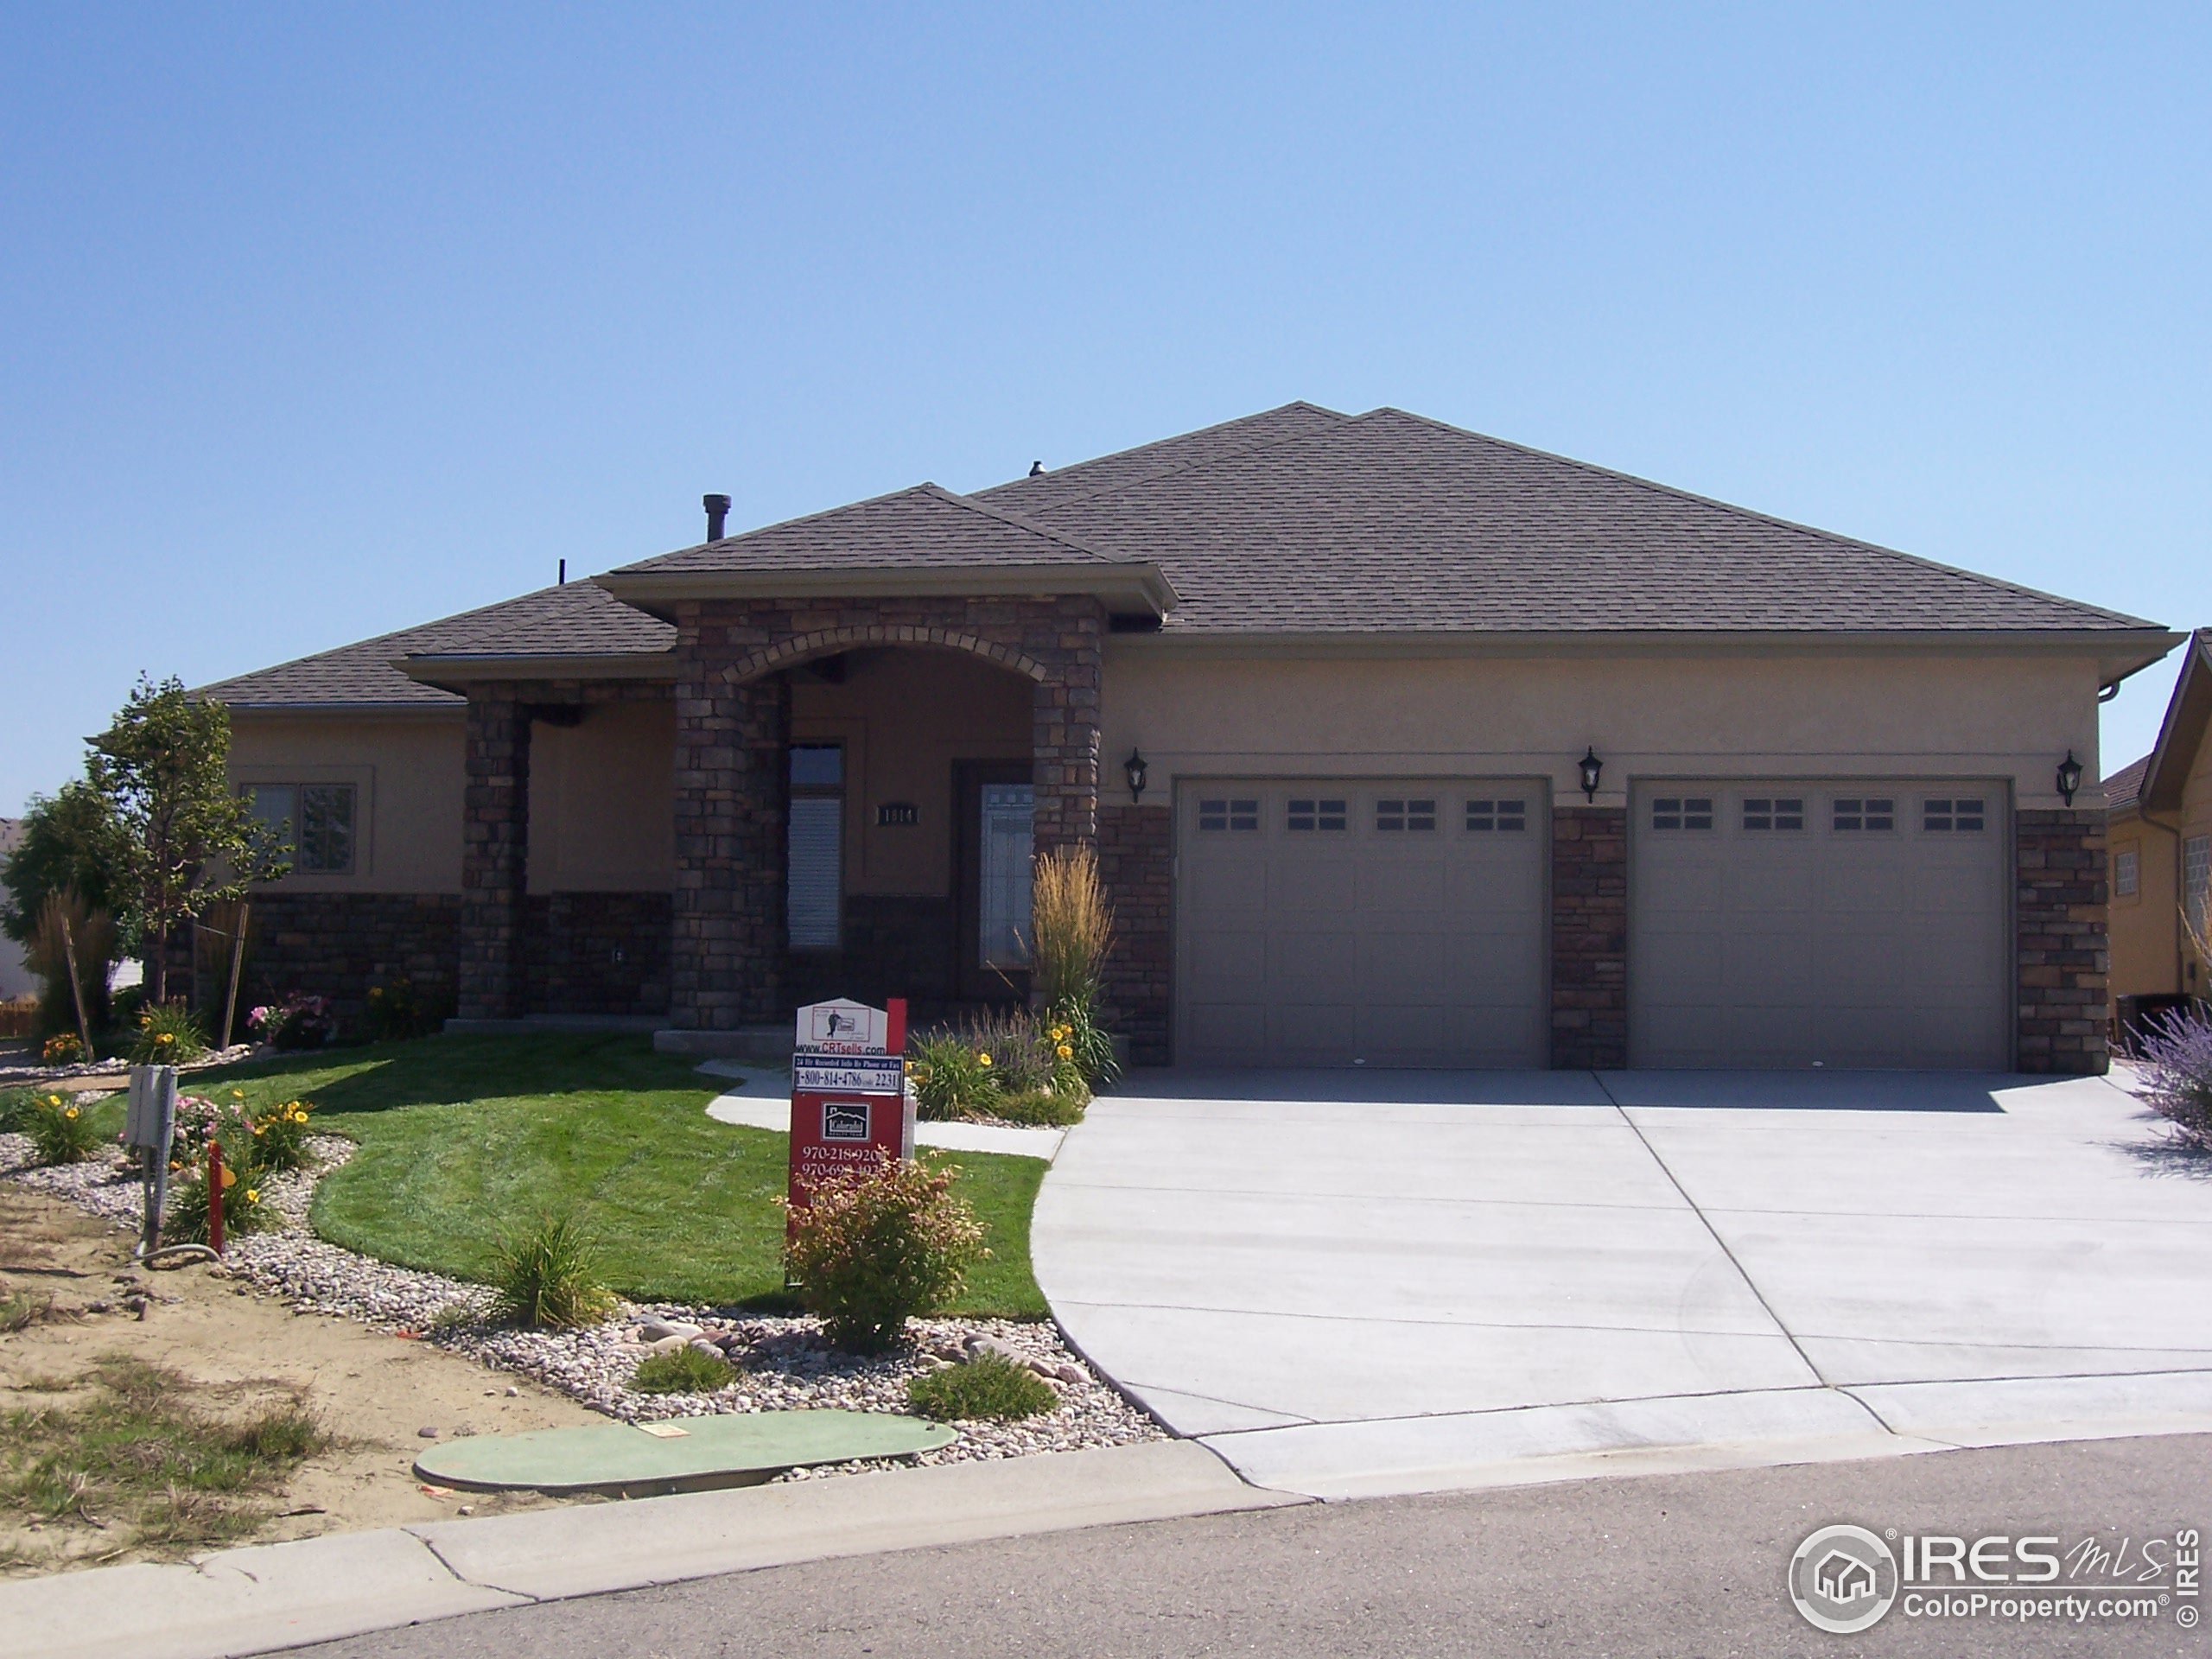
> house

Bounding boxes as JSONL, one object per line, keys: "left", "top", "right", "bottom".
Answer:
{"left": 0, "top": 820, "right": 34, "bottom": 1001}
{"left": 2107, "top": 627, "right": 2212, "bottom": 1019}
{"left": 195, "top": 404, "right": 2182, "bottom": 1073}
{"left": 1814, "top": 1550, "right": 1877, "bottom": 1605}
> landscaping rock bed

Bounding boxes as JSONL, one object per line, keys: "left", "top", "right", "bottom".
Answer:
{"left": 3, "top": 1130, "right": 1163, "bottom": 1474}
{"left": 0, "top": 1042, "right": 264, "bottom": 1090}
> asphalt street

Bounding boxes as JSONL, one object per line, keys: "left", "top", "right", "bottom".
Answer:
{"left": 297, "top": 1433, "right": 2212, "bottom": 1659}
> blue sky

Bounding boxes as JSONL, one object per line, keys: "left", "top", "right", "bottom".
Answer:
{"left": 2, "top": 3, "right": 2204, "bottom": 815}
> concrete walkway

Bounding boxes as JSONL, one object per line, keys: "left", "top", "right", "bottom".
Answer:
{"left": 1033, "top": 1068, "right": 2212, "bottom": 1499}
{"left": 702, "top": 1066, "right": 1066, "bottom": 1160}
{"left": 0, "top": 1442, "right": 1296, "bottom": 1659}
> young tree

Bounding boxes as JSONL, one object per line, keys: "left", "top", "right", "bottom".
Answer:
{"left": 0, "top": 779, "right": 126, "bottom": 950}
{"left": 85, "top": 676, "right": 288, "bottom": 1006}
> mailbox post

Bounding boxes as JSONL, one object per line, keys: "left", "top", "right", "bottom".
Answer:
{"left": 788, "top": 997, "right": 913, "bottom": 1233}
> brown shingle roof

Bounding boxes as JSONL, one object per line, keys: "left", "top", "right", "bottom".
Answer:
{"left": 201, "top": 403, "right": 2164, "bottom": 708}
{"left": 2104, "top": 754, "right": 2152, "bottom": 813}
{"left": 976, "top": 402, "right": 1349, "bottom": 515}
{"left": 1014, "top": 408, "right": 2157, "bottom": 634}
{"left": 200, "top": 582, "right": 673, "bottom": 709}
{"left": 613, "top": 483, "right": 1132, "bottom": 576}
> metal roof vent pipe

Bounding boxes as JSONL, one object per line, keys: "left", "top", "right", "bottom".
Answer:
{"left": 703, "top": 493, "right": 731, "bottom": 541}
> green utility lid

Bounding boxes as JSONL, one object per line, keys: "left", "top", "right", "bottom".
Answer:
{"left": 414, "top": 1409, "right": 957, "bottom": 1497}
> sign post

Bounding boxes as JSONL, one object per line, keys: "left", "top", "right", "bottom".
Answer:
{"left": 788, "top": 997, "right": 912, "bottom": 1235}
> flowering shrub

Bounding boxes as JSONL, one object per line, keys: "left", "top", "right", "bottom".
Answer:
{"left": 248, "top": 1097, "right": 314, "bottom": 1171}
{"left": 906, "top": 1005, "right": 1108, "bottom": 1123}
{"left": 250, "top": 995, "right": 334, "bottom": 1052}
{"left": 2137, "top": 1005, "right": 2212, "bottom": 1151}
{"left": 166, "top": 1158, "right": 273, "bottom": 1245}
{"left": 22, "top": 1091, "right": 103, "bottom": 1166}
{"left": 172, "top": 1090, "right": 251, "bottom": 1171}
{"left": 784, "top": 1154, "right": 986, "bottom": 1351}
{"left": 365, "top": 977, "right": 442, "bottom": 1041}
{"left": 129, "top": 1001, "right": 208, "bottom": 1065}
{"left": 41, "top": 1032, "right": 84, "bottom": 1065}
{"left": 907, "top": 1033, "right": 998, "bottom": 1121}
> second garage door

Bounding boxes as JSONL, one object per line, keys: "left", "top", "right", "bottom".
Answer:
{"left": 1176, "top": 780, "right": 1548, "bottom": 1067}
{"left": 1630, "top": 780, "right": 2010, "bottom": 1069}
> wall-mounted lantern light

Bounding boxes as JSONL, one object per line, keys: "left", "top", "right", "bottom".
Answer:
{"left": 2055, "top": 750, "right": 2083, "bottom": 806}
{"left": 1124, "top": 748, "right": 1149, "bottom": 804}
{"left": 1578, "top": 747, "right": 1604, "bottom": 803}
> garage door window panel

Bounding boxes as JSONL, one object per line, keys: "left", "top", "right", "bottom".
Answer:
{"left": 1922, "top": 797, "right": 1986, "bottom": 833}
{"left": 1198, "top": 798, "right": 1260, "bottom": 833}
{"left": 1465, "top": 798, "right": 1528, "bottom": 832}
{"left": 1832, "top": 797, "right": 1896, "bottom": 832}
{"left": 1650, "top": 797, "right": 1714, "bottom": 831}
{"left": 1741, "top": 797, "right": 1804, "bottom": 832}
{"left": 1287, "top": 798, "right": 1348, "bottom": 832}
{"left": 1375, "top": 798, "right": 1437, "bottom": 832}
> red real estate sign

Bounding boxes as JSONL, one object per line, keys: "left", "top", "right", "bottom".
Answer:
{"left": 787, "top": 998, "right": 913, "bottom": 1226}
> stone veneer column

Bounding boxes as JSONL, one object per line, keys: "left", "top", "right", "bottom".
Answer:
{"left": 1550, "top": 805, "right": 1628, "bottom": 1070}
{"left": 1098, "top": 803, "right": 1172, "bottom": 1063}
{"left": 1031, "top": 598, "right": 1103, "bottom": 852}
{"left": 672, "top": 635, "right": 789, "bottom": 1031}
{"left": 457, "top": 694, "right": 531, "bottom": 1021}
{"left": 2016, "top": 808, "right": 2109, "bottom": 1075}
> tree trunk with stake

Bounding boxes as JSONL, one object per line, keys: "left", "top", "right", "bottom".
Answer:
{"left": 58, "top": 913, "right": 95, "bottom": 1059}
{"left": 220, "top": 902, "right": 250, "bottom": 1049}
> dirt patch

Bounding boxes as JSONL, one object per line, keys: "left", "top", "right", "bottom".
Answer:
{"left": 0, "top": 1185, "right": 601, "bottom": 1576}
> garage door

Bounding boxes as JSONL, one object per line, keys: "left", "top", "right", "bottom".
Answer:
{"left": 1630, "top": 781, "right": 2009, "bottom": 1069}
{"left": 1177, "top": 780, "right": 1548, "bottom": 1067}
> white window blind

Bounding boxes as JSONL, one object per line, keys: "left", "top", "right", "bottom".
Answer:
{"left": 979, "top": 784, "right": 1035, "bottom": 968}
{"left": 787, "top": 798, "right": 842, "bottom": 950}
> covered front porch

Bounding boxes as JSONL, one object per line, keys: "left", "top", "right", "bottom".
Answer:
{"left": 434, "top": 594, "right": 1164, "bottom": 1053}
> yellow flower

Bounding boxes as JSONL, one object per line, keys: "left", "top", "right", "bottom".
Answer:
{"left": 156, "top": 1033, "right": 175, "bottom": 1046}
{"left": 1057, "top": 1044, "right": 1073, "bottom": 1060}
{"left": 977, "top": 1052, "right": 993, "bottom": 1067}
{"left": 232, "top": 1090, "right": 245, "bottom": 1100}
{"left": 245, "top": 1189, "right": 260, "bottom": 1205}
{"left": 64, "top": 1107, "right": 79, "bottom": 1120}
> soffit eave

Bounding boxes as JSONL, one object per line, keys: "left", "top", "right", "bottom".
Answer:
{"left": 592, "top": 563, "right": 1179, "bottom": 620}
{"left": 1103, "top": 626, "right": 2184, "bottom": 671}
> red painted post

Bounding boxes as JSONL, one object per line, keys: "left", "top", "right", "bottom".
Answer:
{"left": 885, "top": 998, "right": 906, "bottom": 1057}
{"left": 207, "top": 1141, "right": 225, "bottom": 1256}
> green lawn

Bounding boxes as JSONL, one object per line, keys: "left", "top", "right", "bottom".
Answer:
{"left": 156, "top": 1033, "right": 1046, "bottom": 1316}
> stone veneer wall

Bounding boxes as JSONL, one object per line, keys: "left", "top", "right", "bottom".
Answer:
{"left": 1098, "top": 804, "right": 1172, "bottom": 1065}
{"left": 184, "top": 892, "right": 462, "bottom": 1033}
{"left": 2016, "top": 808, "right": 2109, "bottom": 1075}
{"left": 457, "top": 694, "right": 530, "bottom": 1020}
{"left": 1550, "top": 805, "right": 1629, "bottom": 1070}
{"left": 452, "top": 680, "right": 675, "bottom": 1024}
{"left": 523, "top": 892, "right": 673, "bottom": 1019}
{"left": 669, "top": 595, "right": 1105, "bottom": 1031}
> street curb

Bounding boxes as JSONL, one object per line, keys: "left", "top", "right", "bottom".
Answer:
{"left": 0, "top": 1440, "right": 1306, "bottom": 1659}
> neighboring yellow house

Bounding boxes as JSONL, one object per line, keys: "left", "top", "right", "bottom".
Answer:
{"left": 2108, "top": 627, "right": 2212, "bottom": 1022}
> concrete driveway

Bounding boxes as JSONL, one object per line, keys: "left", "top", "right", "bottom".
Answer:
{"left": 1032, "top": 1069, "right": 2212, "bottom": 1498}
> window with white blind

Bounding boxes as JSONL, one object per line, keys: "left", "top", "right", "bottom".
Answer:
{"left": 787, "top": 745, "right": 843, "bottom": 950}
{"left": 2115, "top": 846, "right": 2139, "bottom": 899}
{"left": 978, "top": 783, "right": 1035, "bottom": 968}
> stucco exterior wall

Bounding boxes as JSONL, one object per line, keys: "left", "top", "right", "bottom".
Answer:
{"left": 789, "top": 647, "right": 1031, "bottom": 899}
{"left": 229, "top": 714, "right": 467, "bottom": 893}
{"left": 526, "top": 699, "right": 676, "bottom": 893}
{"left": 2108, "top": 806, "right": 2182, "bottom": 1000}
{"left": 1097, "top": 646, "right": 2105, "bottom": 808}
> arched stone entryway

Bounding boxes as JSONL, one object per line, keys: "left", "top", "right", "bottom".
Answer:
{"left": 669, "top": 594, "right": 1104, "bottom": 1030}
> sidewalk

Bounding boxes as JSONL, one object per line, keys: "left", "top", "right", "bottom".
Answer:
{"left": 0, "top": 1440, "right": 1302, "bottom": 1659}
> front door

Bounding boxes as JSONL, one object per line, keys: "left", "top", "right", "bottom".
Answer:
{"left": 954, "top": 762, "right": 1033, "bottom": 1001}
